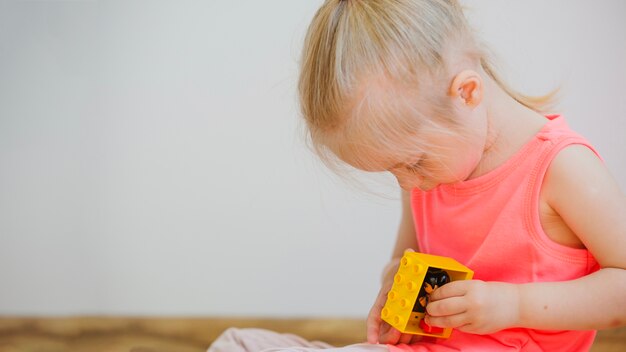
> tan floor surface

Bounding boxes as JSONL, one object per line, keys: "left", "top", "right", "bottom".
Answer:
{"left": 0, "top": 317, "right": 624, "bottom": 352}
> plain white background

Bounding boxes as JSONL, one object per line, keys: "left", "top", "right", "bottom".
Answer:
{"left": 0, "top": 0, "right": 624, "bottom": 318}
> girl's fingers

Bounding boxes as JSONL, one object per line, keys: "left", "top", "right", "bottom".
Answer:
{"left": 379, "top": 325, "right": 402, "bottom": 345}
{"left": 426, "top": 296, "right": 468, "bottom": 317}
{"left": 366, "top": 323, "right": 380, "bottom": 344}
{"left": 366, "top": 311, "right": 382, "bottom": 343}
{"left": 429, "top": 280, "right": 471, "bottom": 301}
{"left": 398, "top": 332, "right": 414, "bottom": 345}
{"left": 409, "top": 334, "right": 424, "bottom": 344}
{"left": 367, "top": 292, "right": 387, "bottom": 343}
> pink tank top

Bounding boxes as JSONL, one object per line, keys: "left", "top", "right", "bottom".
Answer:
{"left": 388, "top": 115, "right": 599, "bottom": 352}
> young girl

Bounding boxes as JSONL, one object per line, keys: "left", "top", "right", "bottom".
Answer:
{"left": 208, "top": 0, "right": 625, "bottom": 351}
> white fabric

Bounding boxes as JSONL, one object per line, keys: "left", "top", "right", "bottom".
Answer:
{"left": 208, "top": 327, "right": 388, "bottom": 352}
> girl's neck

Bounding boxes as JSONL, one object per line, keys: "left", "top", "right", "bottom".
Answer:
{"left": 470, "top": 76, "right": 548, "bottom": 179}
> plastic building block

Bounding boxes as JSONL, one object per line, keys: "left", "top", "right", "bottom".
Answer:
{"left": 381, "top": 252, "right": 473, "bottom": 338}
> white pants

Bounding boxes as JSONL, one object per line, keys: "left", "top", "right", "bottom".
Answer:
{"left": 207, "top": 327, "right": 389, "bottom": 352}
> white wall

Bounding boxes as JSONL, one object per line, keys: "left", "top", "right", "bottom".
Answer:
{"left": 0, "top": 0, "right": 623, "bottom": 317}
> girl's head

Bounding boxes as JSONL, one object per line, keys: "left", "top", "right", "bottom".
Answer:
{"left": 298, "top": 0, "right": 553, "bottom": 190}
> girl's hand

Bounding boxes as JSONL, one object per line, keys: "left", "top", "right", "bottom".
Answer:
{"left": 425, "top": 280, "right": 520, "bottom": 334}
{"left": 367, "top": 283, "right": 423, "bottom": 345}
{"left": 368, "top": 248, "right": 425, "bottom": 345}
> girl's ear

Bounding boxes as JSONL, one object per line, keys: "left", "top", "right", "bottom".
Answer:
{"left": 449, "top": 70, "right": 483, "bottom": 107}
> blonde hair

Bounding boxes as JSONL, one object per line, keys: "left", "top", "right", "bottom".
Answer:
{"left": 298, "top": 0, "right": 556, "bottom": 172}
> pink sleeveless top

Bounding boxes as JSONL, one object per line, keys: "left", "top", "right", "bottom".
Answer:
{"left": 388, "top": 115, "right": 599, "bottom": 352}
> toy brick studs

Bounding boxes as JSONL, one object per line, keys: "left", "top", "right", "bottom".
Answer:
{"left": 381, "top": 252, "right": 473, "bottom": 338}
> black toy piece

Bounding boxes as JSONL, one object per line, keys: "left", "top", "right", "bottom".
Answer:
{"left": 413, "top": 267, "right": 451, "bottom": 313}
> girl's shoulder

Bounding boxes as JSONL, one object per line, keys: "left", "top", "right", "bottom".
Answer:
{"left": 540, "top": 144, "right": 626, "bottom": 266}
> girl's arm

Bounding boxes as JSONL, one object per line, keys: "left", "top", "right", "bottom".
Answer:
{"left": 425, "top": 145, "right": 626, "bottom": 333}
{"left": 391, "top": 190, "right": 420, "bottom": 261}
{"left": 379, "top": 190, "right": 419, "bottom": 291}
{"left": 517, "top": 145, "right": 626, "bottom": 330}
{"left": 367, "top": 190, "right": 421, "bottom": 344}
{"left": 517, "top": 268, "right": 626, "bottom": 330}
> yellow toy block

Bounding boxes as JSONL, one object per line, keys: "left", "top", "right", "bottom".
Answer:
{"left": 381, "top": 252, "right": 473, "bottom": 338}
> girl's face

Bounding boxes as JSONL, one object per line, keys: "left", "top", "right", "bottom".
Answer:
{"left": 386, "top": 125, "right": 487, "bottom": 191}
{"left": 333, "top": 109, "right": 489, "bottom": 192}
{"left": 329, "top": 70, "right": 490, "bottom": 191}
